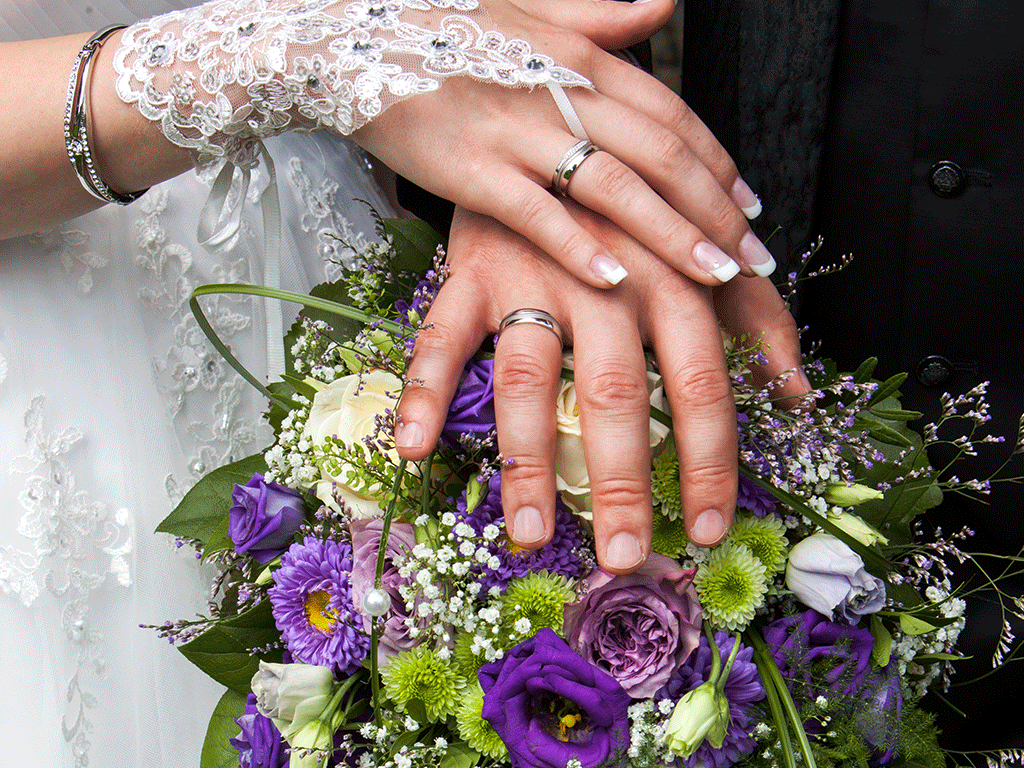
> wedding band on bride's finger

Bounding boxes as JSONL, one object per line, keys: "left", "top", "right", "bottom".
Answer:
{"left": 498, "top": 308, "right": 565, "bottom": 347}
{"left": 552, "top": 140, "right": 599, "bottom": 197}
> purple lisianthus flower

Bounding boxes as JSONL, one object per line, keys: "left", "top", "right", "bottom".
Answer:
{"left": 657, "top": 633, "right": 764, "bottom": 768}
{"left": 763, "top": 610, "right": 875, "bottom": 732}
{"left": 268, "top": 537, "right": 369, "bottom": 675}
{"left": 229, "top": 473, "right": 305, "bottom": 564}
{"left": 856, "top": 662, "right": 903, "bottom": 766}
{"left": 479, "top": 628, "right": 631, "bottom": 768}
{"left": 348, "top": 518, "right": 424, "bottom": 660}
{"left": 441, "top": 358, "right": 496, "bottom": 446}
{"left": 454, "top": 473, "right": 591, "bottom": 592}
{"left": 563, "top": 553, "right": 701, "bottom": 699}
{"left": 786, "top": 533, "right": 886, "bottom": 623}
{"left": 231, "top": 693, "right": 290, "bottom": 768}
{"left": 736, "top": 474, "right": 777, "bottom": 517}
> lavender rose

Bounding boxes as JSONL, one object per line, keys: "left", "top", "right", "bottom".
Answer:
{"left": 229, "top": 473, "right": 305, "bottom": 564}
{"left": 231, "top": 692, "right": 290, "bottom": 768}
{"left": 441, "top": 358, "right": 496, "bottom": 446}
{"left": 786, "top": 533, "right": 886, "bottom": 623}
{"left": 479, "top": 628, "right": 631, "bottom": 768}
{"left": 563, "top": 553, "right": 702, "bottom": 698}
{"left": 348, "top": 518, "right": 423, "bottom": 659}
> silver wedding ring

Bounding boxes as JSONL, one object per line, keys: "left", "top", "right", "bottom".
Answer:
{"left": 498, "top": 308, "right": 565, "bottom": 346}
{"left": 552, "top": 140, "right": 599, "bottom": 197}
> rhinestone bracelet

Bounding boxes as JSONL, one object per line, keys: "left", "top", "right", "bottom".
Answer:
{"left": 64, "top": 24, "right": 148, "bottom": 205}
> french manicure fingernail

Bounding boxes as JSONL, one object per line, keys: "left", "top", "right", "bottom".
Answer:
{"left": 513, "top": 506, "right": 546, "bottom": 544}
{"left": 691, "top": 509, "right": 726, "bottom": 546}
{"left": 731, "top": 177, "right": 762, "bottom": 219}
{"left": 395, "top": 420, "right": 423, "bottom": 450}
{"left": 591, "top": 253, "right": 628, "bottom": 286}
{"left": 605, "top": 532, "right": 643, "bottom": 571}
{"left": 693, "top": 241, "right": 740, "bottom": 283}
{"left": 739, "top": 231, "right": 776, "bottom": 277}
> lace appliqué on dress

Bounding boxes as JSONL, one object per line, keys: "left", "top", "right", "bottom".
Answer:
{"left": 134, "top": 187, "right": 263, "bottom": 505}
{"left": 113, "top": 0, "right": 591, "bottom": 168}
{"left": 29, "top": 227, "right": 110, "bottom": 295}
{"left": 0, "top": 396, "right": 134, "bottom": 767}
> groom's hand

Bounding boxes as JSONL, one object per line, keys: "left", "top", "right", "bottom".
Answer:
{"left": 395, "top": 204, "right": 806, "bottom": 574}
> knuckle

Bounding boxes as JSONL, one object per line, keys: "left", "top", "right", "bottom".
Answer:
{"left": 648, "top": 130, "right": 691, "bottom": 178}
{"left": 590, "top": 157, "right": 637, "bottom": 206}
{"left": 512, "top": 189, "right": 557, "bottom": 233}
{"left": 576, "top": 361, "right": 649, "bottom": 414}
{"left": 503, "top": 456, "right": 550, "bottom": 488}
{"left": 493, "top": 349, "right": 553, "bottom": 400}
{"left": 667, "top": 359, "right": 733, "bottom": 411}
{"left": 702, "top": 195, "right": 742, "bottom": 239}
{"left": 679, "top": 459, "right": 735, "bottom": 497}
{"left": 590, "top": 476, "right": 651, "bottom": 511}
{"left": 412, "top": 319, "right": 463, "bottom": 360}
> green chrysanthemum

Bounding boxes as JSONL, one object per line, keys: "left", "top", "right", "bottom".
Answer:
{"left": 693, "top": 541, "right": 768, "bottom": 631}
{"left": 455, "top": 680, "right": 509, "bottom": 760}
{"left": 726, "top": 512, "right": 789, "bottom": 574}
{"left": 651, "top": 450, "right": 682, "bottom": 520}
{"left": 381, "top": 646, "right": 466, "bottom": 722}
{"left": 651, "top": 508, "right": 690, "bottom": 559}
{"left": 452, "top": 631, "right": 489, "bottom": 679}
{"left": 500, "top": 571, "right": 575, "bottom": 646}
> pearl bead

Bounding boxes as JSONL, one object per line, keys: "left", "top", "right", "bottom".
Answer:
{"left": 362, "top": 588, "right": 391, "bottom": 617}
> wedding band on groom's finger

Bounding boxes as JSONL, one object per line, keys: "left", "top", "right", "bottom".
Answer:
{"left": 498, "top": 308, "right": 566, "bottom": 347}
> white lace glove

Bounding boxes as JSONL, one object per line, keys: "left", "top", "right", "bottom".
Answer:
{"left": 112, "top": 0, "right": 590, "bottom": 168}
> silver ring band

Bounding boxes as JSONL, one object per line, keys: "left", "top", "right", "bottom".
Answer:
{"left": 498, "top": 308, "right": 565, "bottom": 346}
{"left": 552, "top": 140, "right": 599, "bottom": 197}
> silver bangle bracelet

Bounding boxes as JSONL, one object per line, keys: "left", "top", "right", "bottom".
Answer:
{"left": 64, "top": 24, "right": 148, "bottom": 206}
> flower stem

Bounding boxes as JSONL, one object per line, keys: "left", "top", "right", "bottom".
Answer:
{"left": 370, "top": 457, "right": 408, "bottom": 727}
{"left": 746, "top": 629, "right": 817, "bottom": 768}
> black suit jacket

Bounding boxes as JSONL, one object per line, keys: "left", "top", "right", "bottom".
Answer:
{"left": 684, "top": 0, "right": 1023, "bottom": 749}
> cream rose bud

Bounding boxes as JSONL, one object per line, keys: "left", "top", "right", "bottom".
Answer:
{"left": 554, "top": 355, "right": 671, "bottom": 518}
{"left": 303, "top": 370, "right": 403, "bottom": 518}
{"left": 828, "top": 511, "right": 889, "bottom": 546}
{"left": 251, "top": 661, "right": 334, "bottom": 731}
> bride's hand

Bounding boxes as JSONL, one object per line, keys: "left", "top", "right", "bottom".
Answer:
{"left": 355, "top": 0, "right": 776, "bottom": 289}
{"left": 395, "top": 205, "right": 806, "bottom": 574}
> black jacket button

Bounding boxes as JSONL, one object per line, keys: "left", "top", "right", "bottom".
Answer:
{"left": 929, "top": 161, "right": 968, "bottom": 198}
{"left": 917, "top": 355, "right": 954, "bottom": 386}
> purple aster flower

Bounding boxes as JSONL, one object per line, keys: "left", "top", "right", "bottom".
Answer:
{"left": 268, "top": 537, "right": 370, "bottom": 675}
{"left": 479, "top": 628, "right": 631, "bottom": 768}
{"left": 441, "top": 358, "right": 496, "bottom": 447}
{"left": 657, "top": 633, "right": 765, "bottom": 768}
{"left": 454, "top": 473, "right": 591, "bottom": 592}
{"left": 230, "top": 692, "right": 290, "bottom": 768}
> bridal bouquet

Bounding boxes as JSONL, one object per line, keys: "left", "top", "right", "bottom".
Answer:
{"left": 156, "top": 220, "right": 1022, "bottom": 768}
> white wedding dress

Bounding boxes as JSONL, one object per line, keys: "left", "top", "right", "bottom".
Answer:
{"left": 1, "top": 4, "right": 395, "bottom": 765}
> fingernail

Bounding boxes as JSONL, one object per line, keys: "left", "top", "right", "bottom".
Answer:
{"left": 731, "top": 177, "right": 762, "bottom": 219}
{"left": 395, "top": 420, "right": 423, "bottom": 451}
{"left": 512, "top": 506, "right": 546, "bottom": 544}
{"left": 591, "top": 253, "right": 628, "bottom": 286}
{"left": 738, "top": 231, "right": 776, "bottom": 277}
{"left": 691, "top": 509, "right": 726, "bottom": 546}
{"left": 605, "top": 532, "right": 643, "bottom": 570}
{"left": 693, "top": 241, "right": 740, "bottom": 283}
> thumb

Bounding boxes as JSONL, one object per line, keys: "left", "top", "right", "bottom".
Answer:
{"left": 510, "top": 0, "right": 676, "bottom": 52}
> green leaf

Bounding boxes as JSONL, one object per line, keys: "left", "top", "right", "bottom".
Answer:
{"left": 852, "top": 357, "right": 879, "bottom": 384}
{"left": 156, "top": 453, "right": 267, "bottom": 545}
{"left": 200, "top": 688, "right": 247, "bottom": 768}
{"left": 899, "top": 612, "right": 941, "bottom": 636}
{"left": 390, "top": 729, "right": 424, "bottom": 757}
{"left": 867, "top": 372, "right": 908, "bottom": 405}
{"left": 854, "top": 415, "right": 914, "bottom": 447}
{"left": 869, "top": 408, "right": 924, "bottom": 422}
{"left": 279, "top": 372, "right": 320, "bottom": 401}
{"left": 869, "top": 614, "right": 893, "bottom": 668}
{"left": 913, "top": 652, "right": 965, "bottom": 664}
{"left": 440, "top": 742, "right": 482, "bottom": 768}
{"left": 178, "top": 599, "right": 282, "bottom": 694}
{"left": 383, "top": 218, "right": 444, "bottom": 272}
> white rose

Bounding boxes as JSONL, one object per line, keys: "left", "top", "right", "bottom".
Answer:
{"left": 303, "top": 369, "right": 403, "bottom": 518}
{"left": 554, "top": 354, "right": 671, "bottom": 519}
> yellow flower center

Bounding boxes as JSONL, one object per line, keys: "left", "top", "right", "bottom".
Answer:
{"left": 305, "top": 590, "right": 337, "bottom": 633}
{"left": 557, "top": 713, "right": 582, "bottom": 742}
